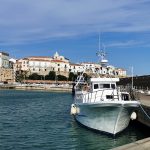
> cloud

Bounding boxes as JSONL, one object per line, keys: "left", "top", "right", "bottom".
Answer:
{"left": 106, "top": 40, "right": 144, "bottom": 48}
{"left": 0, "top": 0, "right": 150, "bottom": 45}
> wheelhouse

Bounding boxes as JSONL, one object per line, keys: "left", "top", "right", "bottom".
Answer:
{"left": 90, "top": 78, "right": 119, "bottom": 92}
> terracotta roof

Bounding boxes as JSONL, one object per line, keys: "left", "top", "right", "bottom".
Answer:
{"left": 29, "top": 59, "right": 51, "bottom": 62}
{"left": 116, "top": 68, "right": 126, "bottom": 71}
{"left": 51, "top": 59, "right": 67, "bottom": 63}
{"left": 28, "top": 56, "right": 52, "bottom": 58}
{"left": 70, "top": 63, "right": 83, "bottom": 66}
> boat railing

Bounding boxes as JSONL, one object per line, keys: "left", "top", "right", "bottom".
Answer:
{"left": 75, "top": 88, "right": 120, "bottom": 103}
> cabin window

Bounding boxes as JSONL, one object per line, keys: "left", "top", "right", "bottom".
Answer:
{"left": 94, "top": 84, "right": 99, "bottom": 89}
{"left": 121, "top": 94, "right": 129, "bottom": 101}
{"left": 106, "top": 95, "right": 113, "bottom": 99}
{"left": 111, "top": 84, "right": 115, "bottom": 89}
{"left": 103, "top": 84, "right": 110, "bottom": 88}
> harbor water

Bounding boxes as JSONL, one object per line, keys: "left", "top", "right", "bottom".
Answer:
{"left": 0, "top": 90, "right": 149, "bottom": 150}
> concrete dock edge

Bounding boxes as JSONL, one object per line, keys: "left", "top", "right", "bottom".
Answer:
{"left": 112, "top": 137, "right": 150, "bottom": 150}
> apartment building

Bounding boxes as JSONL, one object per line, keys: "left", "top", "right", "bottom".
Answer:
{"left": 0, "top": 52, "right": 15, "bottom": 83}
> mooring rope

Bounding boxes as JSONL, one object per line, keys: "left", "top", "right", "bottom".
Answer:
{"left": 139, "top": 103, "right": 150, "bottom": 120}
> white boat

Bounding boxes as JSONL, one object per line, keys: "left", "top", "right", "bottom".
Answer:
{"left": 71, "top": 51, "right": 140, "bottom": 135}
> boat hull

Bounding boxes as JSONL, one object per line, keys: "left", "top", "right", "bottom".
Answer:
{"left": 74, "top": 102, "right": 139, "bottom": 135}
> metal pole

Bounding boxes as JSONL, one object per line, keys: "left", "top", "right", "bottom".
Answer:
{"left": 131, "top": 66, "right": 133, "bottom": 90}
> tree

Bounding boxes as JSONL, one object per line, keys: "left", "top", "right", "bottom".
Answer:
{"left": 16, "top": 70, "right": 29, "bottom": 82}
{"left": 28, "top": 73, "right": 41, "bottom": 80}
{"left": 45, "top": 71, "right": 56, "bottom": 80}
{"left": 57, "top": 75, "right": 67, "bottom": 81}
{"left": 16, "top": 71, "right": 24, "bottom": 82}
{"left": 68, "top": 72, "right": 77, "bottom": 81}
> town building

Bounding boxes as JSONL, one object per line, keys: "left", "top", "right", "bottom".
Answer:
{"left": 0, "top": 52, "right": 10, "bottom": 68}
{"left": 0, "top": 51, "right": 127, "bottom": 83}
{"left": 69, "top": 63, "right": 84, "bottom": 74}
{"left": 13, "top": 51, "right": 127, "bottom": 78}
{"left": 0, "top": 52, "right": 15, "bottom": 83}
{"left": 14, "top": 52, "right": 70, "bottom": 77}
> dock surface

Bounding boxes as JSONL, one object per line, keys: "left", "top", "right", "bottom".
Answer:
{"left": 113, "top": 93, "right": 150, "bottom": 150}
{"left": 138, "top": 93, "right": 150, "bottom": 127}
{"left": 112, "top": 137, "right": 150, "bottom": 150}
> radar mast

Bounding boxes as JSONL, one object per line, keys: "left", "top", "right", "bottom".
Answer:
{"left": 97, "top": 50, "right": 108, "bottom": 67}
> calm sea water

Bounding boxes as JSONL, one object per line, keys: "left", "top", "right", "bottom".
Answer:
{"left": 0, "top": 90, "right": 149, "bottom": 150}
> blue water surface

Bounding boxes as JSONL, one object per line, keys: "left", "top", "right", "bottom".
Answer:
{"left": 0, "top": 90, "right": 149, "bottom": 150}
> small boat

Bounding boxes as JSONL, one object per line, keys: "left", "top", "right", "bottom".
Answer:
{"left": 71, "top": 51, "right": 140, "bottom": 135}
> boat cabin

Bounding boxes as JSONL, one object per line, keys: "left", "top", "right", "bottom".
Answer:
{"left": 90, "top": 78, "right": 119, "bottom": 92}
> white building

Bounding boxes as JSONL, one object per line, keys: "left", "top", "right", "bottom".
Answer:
{"left": 13, "top": 51, "right": 127, "bottom": 79}
{"left": 28, "top": 56, "right": 52, "bottom": 75}
{"left": 69, "top": 63, "right": 84, "bottom": 74}
{"left": 14, "top": 52, "right": 70, "bottom": 77}
{"left": 0, "top": 52, "right": 10, "bottom": 68}
{"left": 0, "top": 52, "right": 15, "bottom": 83}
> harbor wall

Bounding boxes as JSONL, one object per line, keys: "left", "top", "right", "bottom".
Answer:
{"left": 138, "top": 93, "right": 150, "bottom": 127}
{"left": 0, "top": 84, "right": 72, "bottom": 92}
{"left": 118, "top": 75, "right": 150, "bottom": 89}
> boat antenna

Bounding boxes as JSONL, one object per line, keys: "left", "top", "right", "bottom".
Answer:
{"left": 96, "top": 50, "right": 108, "bottom": 65}
{"left": 99, "top": 32, "right": 101, "bottom": 51}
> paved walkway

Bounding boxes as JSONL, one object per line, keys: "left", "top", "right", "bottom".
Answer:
{"left": 139, "top": 93, "right": 150, "bottom": 107}
{"left": 112, "top": 93, "right": 150, "bottom": 150}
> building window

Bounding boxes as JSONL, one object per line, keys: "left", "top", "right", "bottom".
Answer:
{"left": 58, "top": 68, "right": 60, "bottom": 72}
{"left": 103, "top": 84, "right": 110, "bottom": 88}
{"left": 45, "top": 69, "right": 46, "bottom": 71}
{"left": 94, "top": 84, "right": 99, "bottom": 89}
{"left": 58, "top": 64, "right": 60, "bottom": 66}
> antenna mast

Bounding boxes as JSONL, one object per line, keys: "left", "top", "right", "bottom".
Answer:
{"left": 99, "top": 32, "right": 101, "bottom": 51}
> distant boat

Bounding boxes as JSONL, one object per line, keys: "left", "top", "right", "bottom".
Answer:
{"left": 71, "top": 51, "right": 140, "bottom": 135}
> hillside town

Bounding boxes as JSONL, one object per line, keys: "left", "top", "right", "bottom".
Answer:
{"left": 0, "top": 51, "right": 127, "bottom": 84}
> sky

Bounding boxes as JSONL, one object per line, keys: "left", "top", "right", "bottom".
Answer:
{"left": 0, "top": 0, "right": 150, "bottom": 75}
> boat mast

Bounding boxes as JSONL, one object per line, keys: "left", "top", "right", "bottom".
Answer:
{"left": 96, "top": 50, "right": 108, "bottom": 67}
